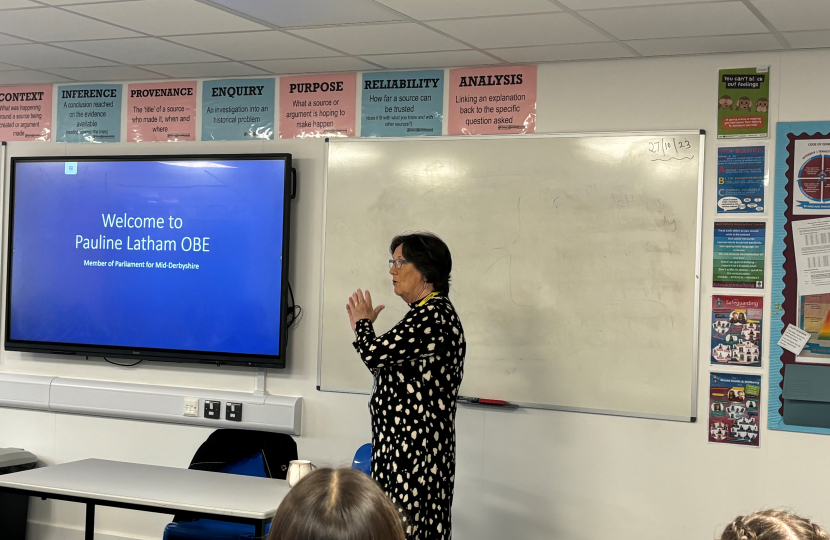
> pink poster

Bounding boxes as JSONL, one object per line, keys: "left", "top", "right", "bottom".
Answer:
{"left": 448, "top": 66, "right": 536, "bottom": 135}
{"left": 128, "top": 82, "right": 196, "bottom": 142}
{"left": 279, "top": 73, "right": 355, "bottom": 138}
{"left": 0, "top": 85, "right": 52, "bottom": 141}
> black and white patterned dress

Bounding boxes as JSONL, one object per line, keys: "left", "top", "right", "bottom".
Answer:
{"left": 353, "top": 293, "right": 465, "bottom": 540}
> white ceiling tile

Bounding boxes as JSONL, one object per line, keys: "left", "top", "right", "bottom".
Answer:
{"left": 365, "top": 50, "right": 500, "bottom": 69}
{"left": 0, "top": 34, "right": 28, "bottom": 46}
{"left": 428, "top": 13, "right": 609, "bottom": 48}
{"left": 0, "top": 44, "right": 116, "bottom": 69}
{"left": 43, "top": 65, "right": 166, "bottom": 81}
{"left": 290, "top": 23, "right": 468, "bottom": 55}
{"left": 491, "top": 42, "right": 634, "bottom": 63}
{"left": 58, "top": 38, "right": 225, "bottom": 64}
{"left": 167, "top": 31, "right": 336, "bottom": 61}
{"left": 0, "top": 1, "right": 41, "bottom": 8}
{"left": 581, "top": 2, "right": 768, "bottom": 40}
{"left": 36, "top": 0, "right": 133, "bottom": 4}
{"left": 628, "top": 34, "right": 783, "bottom": 56}
{"left": 560, "top": 0, "right": 724, "bottom": 8}
{"left": 208, "top": 0, "right": 404, "bottom": 27}
{"left": 140, "top": 62, "right": 268, "bottom": 78}
{"left": 66, "top": 0, "right": 269, "bottom": 36}
{"left": 0, "top": 6, "right": 139, "bottom": 42}
{"left": 0, "top": 70, "right": 71, "bottom": 84}
{"left": 373, "top": 0, "right": 559, "bottom": 20}
{"left": 248, "top": 56, "right": 377, "bottom": 74}
{"left": 0, "top": 62, "right": 24, "bottom": 71}
{"left": 782, "top": 30, "right": 830, "bottom": 49}
{"left": 752, "top": 0, "right": 830, "bottom": 32}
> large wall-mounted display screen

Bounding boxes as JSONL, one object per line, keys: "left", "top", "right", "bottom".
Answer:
{"left": 6, "top": 154, "right": 292, "bottom": 367}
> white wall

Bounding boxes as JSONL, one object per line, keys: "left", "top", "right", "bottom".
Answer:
{"left": 1, "top": 48, "right": 828, "bottom": 540}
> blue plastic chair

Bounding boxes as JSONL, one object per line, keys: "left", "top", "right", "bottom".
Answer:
{"left": 351, "top": 443, "right": 372, "bottom": 475}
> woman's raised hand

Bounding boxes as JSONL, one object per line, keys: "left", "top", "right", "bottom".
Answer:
{"left": 346, "top": 289, "right": 385, "bottom": 332}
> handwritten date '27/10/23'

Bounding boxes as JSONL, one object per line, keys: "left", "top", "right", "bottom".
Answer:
{"left": 647, "top": 137, "right": 693, "bottom": 161}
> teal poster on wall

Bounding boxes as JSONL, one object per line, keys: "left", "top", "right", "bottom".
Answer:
{"left": 202, "top": 78, "right": 275, "bottom": 141}
{"left": 361, "top": 70, "right": 443, "bottom": 137}
{"left": 56, "top": 84, "right": 122, "bottom": 143}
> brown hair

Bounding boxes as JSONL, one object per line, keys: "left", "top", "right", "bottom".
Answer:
{"left": 267, "top": 468, "right": 406, "bottom": 540}
{"left": 719, "top": 510, "right": 829, "bottom": 540}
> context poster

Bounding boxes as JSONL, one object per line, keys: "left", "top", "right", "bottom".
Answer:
{"left": 279, "top": 73, "right": 356, "bottom": 138}
{"left": 717, "top": 146, "right": 765, "bottom": 213}
{"left": 202, "top": 78, "right": 274, "bottom": 141}
{"left": 448, "top": 65, "right": 536, "bottom": 135}
{"left": 57, "top": 84, "right": 122, "bottom": 143}
{"left": 0, "top": 85, "right": 52, "bottom": 141}
{"left": 127, "top": 81, "right": 196, "bottom": 142}
{"left": 711, "top": 295, "right": 763, "bottom": 366}
{"left": 717, "top": 67, "right": 770, "bottom": 139}
{"left": 709, "top": 372, "right": 761, "bottom": 447}
{"left": 361, "top": 70, "right": 443, "bottom": 137}
{"left": 713, "top": 222, "right": 766, "bottom": 289}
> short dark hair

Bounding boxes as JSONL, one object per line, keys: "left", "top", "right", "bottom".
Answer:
{"left": 390, "top": 232, "right": 452, "bottom": 294}
{"left": 267, "top": 468, "right": 406, "bottom": 540}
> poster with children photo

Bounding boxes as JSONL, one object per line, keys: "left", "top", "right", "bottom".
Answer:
{"left": 711, "top": 295, "right": 763, "bottom": 366}
{"left": 709, "top": 372, "right": 761, "bottom": 447}
{"left": 717, "top": 67, "right": 770, "bottom": 139}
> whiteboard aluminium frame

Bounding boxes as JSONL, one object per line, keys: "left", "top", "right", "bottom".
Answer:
{"left": 317, "top": 130, "right": 706, "bottom": 422}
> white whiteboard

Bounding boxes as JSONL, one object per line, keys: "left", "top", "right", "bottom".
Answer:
{"left": 318, "top": 132, "right": 704, "bottom": 421}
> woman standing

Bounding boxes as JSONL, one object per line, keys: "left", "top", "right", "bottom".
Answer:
{"left": 346, "top": 232, "right": 465, "bottom": 540}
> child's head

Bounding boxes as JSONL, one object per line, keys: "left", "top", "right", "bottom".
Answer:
{"left": 720, "top": 510, "right": 829, "bottom": 540}
{"left": 267, "top": 468, "right": 406, "bottom": 540}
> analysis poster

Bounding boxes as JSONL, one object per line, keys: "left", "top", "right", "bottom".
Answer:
{"left": 709, "top": 372, "right": 761, "bottom": 446}
{"left": 713, "top": 222, "right": 766, "bottom": 289}
{"left": 0, "top": 85, "right": 52, "bottom": 141}
{"left": 361, "top": 70, "right": 443, "bottom": 137}
{"left": 279, "top": 73, "right": 356, "bottom": 138}
{"left": 56, "top": 84, "right": 122, "bottom": 143}
{"left": 202, "top": 79, "right": 274, "bottom": 141}
{"left": 717, "top": 146, "right": 765, "bottom": 213}
{"left": 717, "top": 67, "right": 770, "bottom": 139}
{"left": 711, "top": 295, "right": 763, "bottom": 366}
{"left": 448, "top": 65, "right": 536, "bottom": 135}
{"left": 127, "top": 82, "right": 196, "bottom": 142}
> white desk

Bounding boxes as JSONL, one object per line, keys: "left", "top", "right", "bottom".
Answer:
{"left": 0, "top": 458, "right": 290, "bottom": 540}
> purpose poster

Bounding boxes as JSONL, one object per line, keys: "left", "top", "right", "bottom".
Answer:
{"left": 279, "top": 73, "right": 356, "bottom": 139}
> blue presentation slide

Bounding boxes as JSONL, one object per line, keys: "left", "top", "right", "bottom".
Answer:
{"left": 9, "top": 158, "right": 286, "bottom": 356}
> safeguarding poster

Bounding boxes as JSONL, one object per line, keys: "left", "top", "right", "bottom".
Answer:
{"left": 713, "top": 222, "right": 766, "bottom": 289}
{"left": 709, "top": 372, "right": 761, "bottom": 447}
{"left": 448, "top": 65, "right": 536, "bottom": 135}
{"left": 0, "top": 85, "right": 52, "bottom": 141}
{"left": 57, "top": 84, "right": 122, "bottom": 143}
{"left": 360, "top": 70, "right": 443, "bottom": 137}
{"left": 717, "top": 67, "right": 770, "bottom": 139}
{"left": 127, "top": 82, "right": 196, "bottom": 142}
{"left": 791, "top": 138, "right": 830, "bottom": 215}
{"left": 717, "top": 146, "right": 765, "bottom": 213}
{"left": 711, "top": 295, "right": 763, "bottom": 366}
{"left": 202, "top": 79, "right": 274, "bottom": 141}
{"left": 279, "top": 73, "right": 356, "bottom": 138}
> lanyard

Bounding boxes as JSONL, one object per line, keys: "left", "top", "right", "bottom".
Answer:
{"left": 417, "top": 292, "right": 439, "bottom": 307}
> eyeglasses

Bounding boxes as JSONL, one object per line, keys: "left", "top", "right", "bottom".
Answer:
{"left": 388, "top": 258, "right": 410, "bottom": 269}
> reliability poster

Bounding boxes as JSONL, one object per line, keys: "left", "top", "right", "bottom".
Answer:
{"left": 711, "top": 295, "right": 763, "bottom": 366}
{"left": 361, "top": 70, "right": 443, "bottom": 137}
{"left": 202, "top": 78, "right": 274, "bottom": 141}
{"left": 713, "top": 222, "right": 766, "bottom": 289}
{"left": 716, "top": 146, "right": 765, "bottom": 213}
{"left": 279, "top": 73, "right": 355, "bottom": 138}
{"left": 709, "top": 372, "right": 761, "bottom": 446}
{"left": 57, "top": 84, "right": 122, "bottom": 143}
{"left": 127, "top": 82, "right": 196, "bottom": 142}
{"left": 717, "top": 67, "right": 770, "bottom": 139}
{"left": 0, "top": 85, "right": 52, "bottom": 141}
{"left": 448, "top": 65, "right": 536, "bottom": 135}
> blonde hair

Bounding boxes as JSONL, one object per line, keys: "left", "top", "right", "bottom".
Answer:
{"left": 720, "top": 510, "right": 829, "bottom": 540}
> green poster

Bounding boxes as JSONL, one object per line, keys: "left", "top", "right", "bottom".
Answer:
{"left": 717, "top": 67, "right": 770, "bottom": 139}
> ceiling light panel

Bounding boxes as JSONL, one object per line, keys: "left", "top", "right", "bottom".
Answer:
{"left": 373, "top": 0, "right": 560, "bottom": 20}
{"left": 290, "top": 23, "right": 468, "bottom": 55}
{"left": 0, "top": 7, "right": 140, "bottom": 42}
{"left": 167, "top": 31, "right": 337, "bottom": 61}
{"left": 207, "top": 0, "right": 404, "bottom": 27}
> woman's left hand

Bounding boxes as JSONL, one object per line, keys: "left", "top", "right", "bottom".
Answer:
{"left": 346, "top": 289, "right": 385, "bottom": 332}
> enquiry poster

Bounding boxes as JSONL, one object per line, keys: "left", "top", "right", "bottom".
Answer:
{"left": 279, "top": 73, "right": 355, "bottom": 138}
{"left": 361, "top": 70, "right": 443, "bottom": 137}
{"left": 127, "top": 82, "right": 196, "bottom": 142}
{"left": 711, "top": 295, "right": 763, "bottom": 366}
{"left": 713, "top": 222, "right": 766, "bottom": 289}
{"left": 448, "top": 65, "right": 536, "bottom": 135}
{"left": 0, "top": 85, "right": 52, "bottom": 141}
{"left": 57, "top": 84, "right": 122, "bottom": 143}
{"left": 717, "top": 67, "right": 770, "bottom": 139}
{"left": 717, "top": 146, "right": 765, "bottom": 213}
{"left": 709, "top": 372, "right": 761, "bottom": 446}
{"left": 202, "top": 79, "right": 274, "bottom": 141}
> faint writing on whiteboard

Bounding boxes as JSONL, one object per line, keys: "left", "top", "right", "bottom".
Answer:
{"left": 647, "top": 137, "right": 694, "bottom": 161}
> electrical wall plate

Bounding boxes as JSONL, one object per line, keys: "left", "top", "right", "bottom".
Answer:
{"left": 204, "top": 400, "right": 221, "bottom": 419}
{"left": 226, "top": 402, "right": 242, "bottom": 422}
{"left": 183, "top": 397, "right": 199, "bottom": 417}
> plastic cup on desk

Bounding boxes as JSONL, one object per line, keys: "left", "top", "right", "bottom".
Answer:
{"left": 287, "top": 460, "right": 317, "bottom": 487}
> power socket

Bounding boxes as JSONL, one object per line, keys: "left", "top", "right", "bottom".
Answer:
{"left": 183, "top": 397, "right": 199, "bottom": 417}
{"left": 204, "top": 400, "right": 221, "bottom": 419}
{"left": 226, "top": 402, "right": 242, "bottom": 422}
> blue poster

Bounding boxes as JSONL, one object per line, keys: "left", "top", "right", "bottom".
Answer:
{"left": 202, "top": 78, "right": 275, "bottom": 141}
{"left": 717, "top": 146, "right": 766, "bottom": 213}
{"left": 361, "top": 70, "right": 443, "bottom": 137}
{"left": 56, "top": 84, "right": 122, "bottom": 143}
